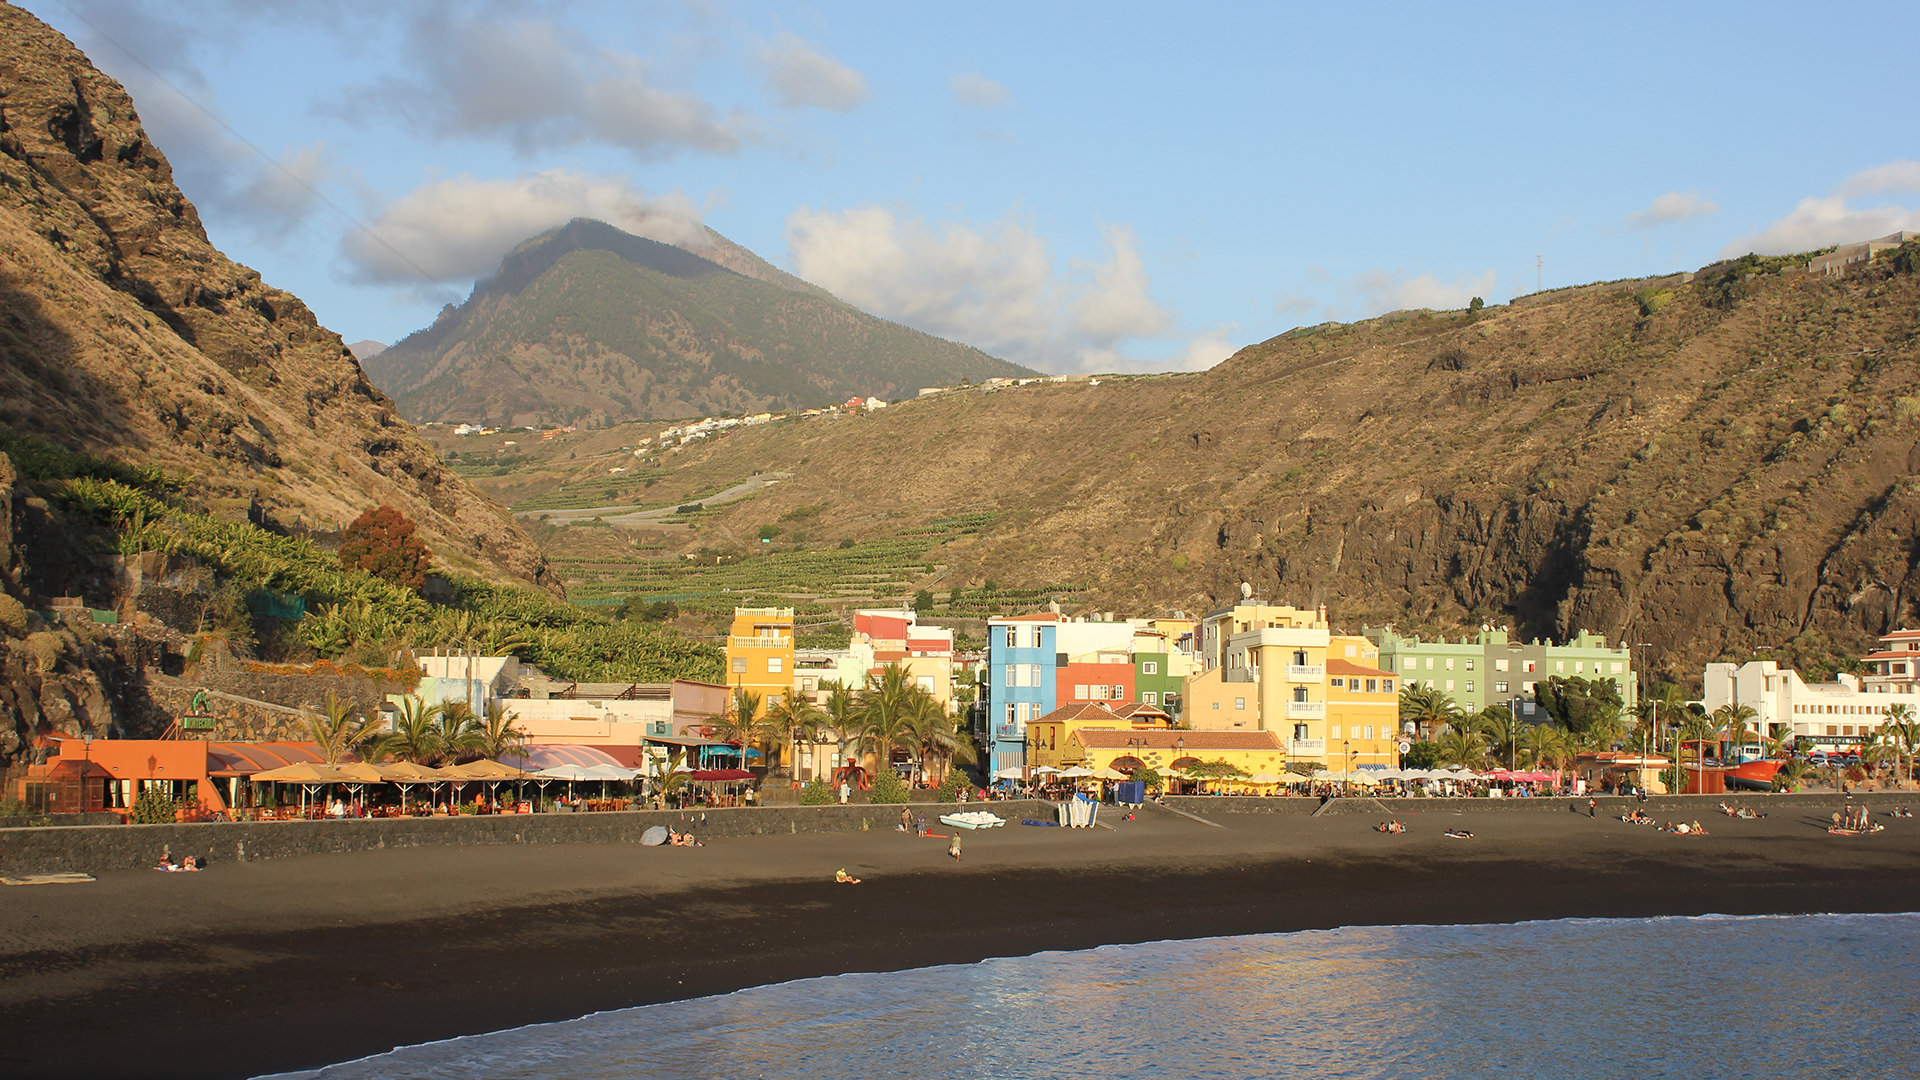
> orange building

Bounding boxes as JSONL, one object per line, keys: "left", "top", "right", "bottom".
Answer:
{"left": 723, "top": 606, "right": 796, "bottom": 716}
{"left": 15, "top": 734, "right": 333, "bottom": 818}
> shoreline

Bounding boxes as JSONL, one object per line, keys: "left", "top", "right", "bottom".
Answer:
{"left": 4, "top": 799, "right": 1917, "bottom": 1079}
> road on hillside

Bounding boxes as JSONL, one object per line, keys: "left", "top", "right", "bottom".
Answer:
{"left": 514, "top": 472, "right": 792, "bottom": 525}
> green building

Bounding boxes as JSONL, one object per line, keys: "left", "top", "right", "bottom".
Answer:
{"left": 1363, "top": 626, "right": 1636, "bottom": 720}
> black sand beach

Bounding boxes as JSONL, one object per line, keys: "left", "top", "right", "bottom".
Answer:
{"left": 3, "top": 800, "right": 1917, "bottom": 1078}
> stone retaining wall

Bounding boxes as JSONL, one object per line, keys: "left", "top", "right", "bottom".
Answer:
{"left": 0, "top": 800, "right": 1063, "bottom": 876}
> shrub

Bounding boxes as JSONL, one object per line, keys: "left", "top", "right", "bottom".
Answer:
{"left": 339, "top": 506, "right": 433, "bottom": 591}
{"left": 800, "top": 777, "right": 836, "bottom": 805}
{"left": 758, "top": 524, "right": 781, "bottom": 541}
{"left": 1131, "top": 766, "right": 1164, "bottom": 793}
{"left": 935, "top": 770, "right": 968, "bottom": 801}
{"left": 130, "top": 788, "right": 180, "bottom": 824}
{"left": 868, "top": 770, "right": 910, "bottom": 804}
{"left": 0, "top": 592, "right": 26, "bottom": 638}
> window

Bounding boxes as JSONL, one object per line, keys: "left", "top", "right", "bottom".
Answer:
{"left": 1445, "top": 680, "right": 1455, "bottom": 692}
{"left": 1524, "top": 660, "right": 1537, "bottom": 673}
{"left": 1234, "top": 697, "right": 1247, "bottom": 710}
{"left": 1495, "top": 658, "right": 1510, "bottom": 672}
{"left": 1555, "top": 661, "right": 1566, "bottom": 673}
{"left": 1143, "top": 692, "right": 1158, "bottom": 705}
{"left": 1611, "top": 662, "right": 1624, "bottom": 674}
{"left": 1005, "top": 704, "right": 1016, "bottom": 726}
{"left": 1293, "top": 650, "right": 1308, "bottom": 665}
{"left": 731, "top": 657, "right": 747, "bottom": 673}
{"left": 1445, "top": 658, "right": 1455, "bottom": 670}
{"left": 1005, "top": 628, "right": 1016, "bottom": 649}
{"left": 1331, "top": 725, "right": 1343, "bottom": 739}
{"left": 1495, "top": 681, "right": 1508, "bottom": 693}
{"left": 1294, "top": 724, "right": 1309, "bottom": 740}
{"left": 767, "top": 657, "right": 783, "bottom": 673}
{"left": 1364, "top": 725, "right": 1374, "bottom": 739}
{"left": 1346, "top": 644, "right": 1358, "bottom": 657}
{"left": 1575, "top": 661, "right": 1584, "bottom": 673}
{"left": 1402, "top": 658, "right": 1415, "bottom": 671}
{"left": 1465, "top": 659, "right": 1475, "bottom": 670}
{"left": 1113, "top": 685, "right": 1126, "bottom": 699}
{"left": 1143, "top": 660, "right": 1159, "bottom": 675}
{"left": 1383, "top": 679, "right": 1393, "bottom": 692}
{"left": 1425, "top": 657, "right": 1435, "bottom": 669}
{"left": 1367, "top": 679, "right": 1379, "bottom": 693}
{"left": 1465, "top": 681, "right": 1474, "bottom": 693}
{"left": 1075, "top": 685, "right": 1089, "bottom": 700}
{"left": 1523, "top": 681, "right": 1536, "bottom": 693}
{"left": 1293, "top": 686, "right": 1309, "bottom": 702}
{"left": 1330, "top": 678, "right": 1344, "bottom": 688}
{"left": 1212, "top": 701, "right": 1221, "bottom": 710}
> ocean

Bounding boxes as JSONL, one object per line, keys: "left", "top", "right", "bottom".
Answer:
{"left": 267, "top": 912, "right": 1920, "bottom": 1080}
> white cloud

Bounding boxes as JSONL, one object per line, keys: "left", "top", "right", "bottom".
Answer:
{"left": 950, "top": 72, "right": 1010, "bottom": 108}
{"left": 342, "top": 170, "right": 706, "bottom": 286}
{"left": 1723, "top": 161, "right": 1920, "bottom": 257}
{"left": 1345, "top": 269, "right": 1497, "bottom": 317}
{"left": 356, "top": 12, "right": 748, "bottom": 157}
{"left": 1166, "top": 328, "right": 1240, "bottom": 372}
{"left": 784, "top": 206, "right": 1177, "bottom": 372}
{"left": 1071, "top": 226, "right": 1171, "bottom": 343}
{"left": 1625, "top": 191, "right": 1719, "bottom": 228}
{"left": 1272, "top": 291, "right": 1323, "bottom": 317}
{"left": 762, "top": 33, "right": 869, "bottom": 111}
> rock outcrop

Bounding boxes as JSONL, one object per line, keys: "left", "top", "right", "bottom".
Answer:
{"left": 0, "top": 4, "right": 560, "bottom": 595}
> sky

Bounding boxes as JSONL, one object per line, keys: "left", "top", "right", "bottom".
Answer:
{"left": 24, "top": 0, "right": 1920, "bottom": 375}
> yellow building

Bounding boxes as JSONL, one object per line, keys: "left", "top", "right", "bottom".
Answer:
{"left": 1067, "top": 728, "right": 1286, "bottom": 783}
{"left": 1026, "top": 702, "right": 1174, "bottom": 771}
{"left": 1185, "top": 601, "right": 1333, "bottom": 765}
{"left": 1326, "top": 656, "right": 1401, "bottom": 773}
{"left": 724, "top": 606, "right": 795, "bottom": 717}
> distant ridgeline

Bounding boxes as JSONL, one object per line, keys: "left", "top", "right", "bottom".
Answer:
{"left": 362, "top": 218, "right": 1034, "bottom": 429}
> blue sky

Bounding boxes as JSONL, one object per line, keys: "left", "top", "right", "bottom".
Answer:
{"left": 26, "top": 0, "right": 1920, "bottom": 374}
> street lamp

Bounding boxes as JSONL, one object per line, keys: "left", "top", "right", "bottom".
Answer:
{"left": 82, "top": 735, "right": 93, "bottom": 814}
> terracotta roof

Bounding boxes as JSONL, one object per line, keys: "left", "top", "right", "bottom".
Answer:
{"left": 1878, "top": 629, "right": 1920, "bottom": 639}
{"left": 1110, "top": 702, "right": 1172, "bottom": 720}
{"left": 1075, "top": 729, "right": 1284, "bottom": 751}
{"left": 1327, "top": 658, "right": 1394, "bottom": 678}
{"left": 1032, "top": 702, "right": 1128, "bottom": 726}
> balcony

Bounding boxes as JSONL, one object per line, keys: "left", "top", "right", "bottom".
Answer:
{"left": 993, "top": 724, "right": 1022, "bottom": 741}
{"left": 1286, "top": 664, "right": 1324, "bottom": 682}
{"left": 1288, "top": 738, "right": 1326, "bottom": 756}
{"left": 1286, "top": 701, "right": 1325, "bottom": 719}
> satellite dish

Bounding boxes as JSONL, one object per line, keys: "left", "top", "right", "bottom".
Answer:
{"left": 1240, "top": 581, "right": 1254, "bottom": 600}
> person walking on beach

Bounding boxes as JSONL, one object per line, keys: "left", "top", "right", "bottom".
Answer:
{"left": 1588, "top": 797, "right": 1597, "bottom": 818}
{"left": 948, "top": 832, "right": 962, "bottom": 861}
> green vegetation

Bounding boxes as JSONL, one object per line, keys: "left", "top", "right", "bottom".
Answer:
{"left": 45, "top": 459, "right": 721, "bottom": 683}
{"left": 867, "top": 769, "right": 910, "bottom": 803}
{"left": 339, "top": 506, "right": 434, "bottom": 591}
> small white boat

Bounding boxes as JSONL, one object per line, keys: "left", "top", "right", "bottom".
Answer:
{"left": 938, "top": 811, "right": 1006, "bottom": 830}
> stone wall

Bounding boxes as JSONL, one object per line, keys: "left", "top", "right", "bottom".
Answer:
{"left": 1166, "top": 791, "right": 1904, "bottom": 818}
{"left": 0, "top": 799, "right": 1062, "bottom": 875}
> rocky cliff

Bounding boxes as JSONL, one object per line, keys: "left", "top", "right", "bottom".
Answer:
{"left": 0, "top": 3, "right": 559, "bottom": 595}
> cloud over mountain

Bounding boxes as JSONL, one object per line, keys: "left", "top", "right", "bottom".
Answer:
{"left": 1723, "top": 161, "right": 1920, "bottom": 256}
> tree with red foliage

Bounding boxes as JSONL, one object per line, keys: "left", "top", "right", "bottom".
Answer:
{"left": 339, "top": 505, "right": 433, "bottom": 591}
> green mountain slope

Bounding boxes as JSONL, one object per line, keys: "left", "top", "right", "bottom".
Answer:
{"left": 365, "top": 218, "right": 1034, "bottom": 427}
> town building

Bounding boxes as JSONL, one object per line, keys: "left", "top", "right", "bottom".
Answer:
{"left": 1025, "top": 702, "right": 1176, "bottom": 772}
{"left": 1363, "top": 625, "right": 1636, "bottom": 719}
{"left": 1324, "top": 636, "right": 1401, "bottom": 773}
{"left": 1184, "top": 601, "right": 1336, "bottom": 763}
{"left": 723, "top": 606, "right": 796, "bottom": 716}
{"left": 1065, "top": 728, "right": 1286, "bottom": 783}
{"left": 1703, "top": 629, "right": 1920, "bottom": 750}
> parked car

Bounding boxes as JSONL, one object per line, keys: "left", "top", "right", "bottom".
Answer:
{"left": 1807, "top": 751, "right": 1830, "bottom": 765}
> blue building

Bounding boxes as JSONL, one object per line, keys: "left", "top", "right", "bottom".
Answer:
{"left": 984, "top": 614, "right": 1060, "bottom": 778}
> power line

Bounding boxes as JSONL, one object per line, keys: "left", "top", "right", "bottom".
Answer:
{"left": 47, "top": 0, "right": 462, "bottom": 304}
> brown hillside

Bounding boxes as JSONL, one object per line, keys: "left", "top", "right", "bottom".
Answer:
{"left": 602, "top": 256, "right": 1920, "bottom": 684}
{"left": 0, "top": 5, "right": 559, "bottom": 595}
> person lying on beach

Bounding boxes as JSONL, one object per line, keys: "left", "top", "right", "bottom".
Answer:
{"left": 666, "top": 829, "right": 703, "bottom": 847}
{"left": 1444, "top": 828, "right": 1473, "bottom": 838}
{"left": 834, "top": 868, "right": 861, "bottom": 884}
{"left": 1374, "top": 820, "right": 1405, "bottom": 834}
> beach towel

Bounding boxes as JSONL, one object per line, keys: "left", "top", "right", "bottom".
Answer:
{"left": 1021, "top": 819, "right": 1059, "bottom": 827}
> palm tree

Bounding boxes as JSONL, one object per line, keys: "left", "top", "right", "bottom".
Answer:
{"left": 432, "top": 702, "right": 486, "bottom": 764}
{"left": 906, "top": 694, "right": 975, "bottom": 786}
{"left": 1520, "top": 723, "right": 1573, "bottom": 783}
{"left": 387, "top": 696, "right": 446, "bottom": 765}
{"left": 474, "top": 702, "right": 528, "bottom": 762}
{"left": 819, "top": 680, "right": 859, "bottom": 778}
{"left": 1881, "top": 705, "right": 1918, "bottom": 790}
{"left": 1399, "top": 685, "right": 1462, "bottom": 742}
{"left": 1477, "top": 706, "right": 1523, "bottom": 770}
{"left": 763, "top": 693, "right": 826, "bottom": 780}
{"left": 1713, "top": 703, "right": 1759, "bottom": 751}
{"left": 1434, "top": 728, "right": 1489, "bottom": 770}
{"left": 305, "top": 692, "right": 373, "bottom": 766}
{"left": 706, "top": 687, "right": 763, "bottom": 772}
{"left": 856, "top": 663, "right": 920, "bottom": 780}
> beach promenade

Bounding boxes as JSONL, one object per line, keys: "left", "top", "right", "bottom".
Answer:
{"left": 3, "top": 794, "right": 1917, "bottom": 1078}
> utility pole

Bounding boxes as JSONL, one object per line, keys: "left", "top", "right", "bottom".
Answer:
{"left": 1536, "top": 254, "right": 1543, "bottom": 293}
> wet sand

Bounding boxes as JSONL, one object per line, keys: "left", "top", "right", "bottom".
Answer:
{"left": 3, "top": 800, "right": 1917, "bottom": 1078}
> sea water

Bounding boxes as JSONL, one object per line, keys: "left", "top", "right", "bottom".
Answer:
{"left": 269, "top": 912, "right": 1920, "bottom": 1080}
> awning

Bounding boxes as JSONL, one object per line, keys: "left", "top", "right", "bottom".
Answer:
{"left": 688, "top": 768, "right": 754, "bottom": 782}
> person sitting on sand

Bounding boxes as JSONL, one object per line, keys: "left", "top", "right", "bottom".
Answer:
{"left": 1373, "top": 820, "right": 1405, "bottom": 834}
{"left": 834, "top": 868, "right": 861, "bottom": 884}
{"left": 1690, "top": 821, "right": 1708, "bottom": 835}
{"left": 180, "top": 855, "right": 200, "bottom": 871}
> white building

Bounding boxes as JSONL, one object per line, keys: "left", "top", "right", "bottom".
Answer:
{"left": 1702, "top": 630, "right": 1920, "bottom": 751}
